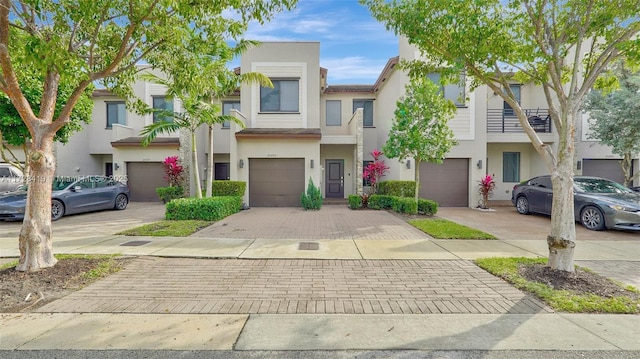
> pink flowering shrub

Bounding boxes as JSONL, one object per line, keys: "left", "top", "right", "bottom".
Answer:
{"left": 363, "top": 149, "right": 390, "bottom": 195}
{"left": 477, "top": 174, "right": 496, "bottom": 209}
{"left": 162, "top": 156, "right": 184, "bottom": 187}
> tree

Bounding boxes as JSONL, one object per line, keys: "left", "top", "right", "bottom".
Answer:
{"left": 383, "top": 77, "right": 457, "bottom": 202}
{"left": 364, "top": 0, "right": 640, "bottom": 272}
{"left": 583, "top": 64, "right": 640, "bottom": 187}
{"left": 0, "top": 0, "right": 296, "bottom": 271}
{"left": 204, "top": 62, "right": 271, "bottom": 197}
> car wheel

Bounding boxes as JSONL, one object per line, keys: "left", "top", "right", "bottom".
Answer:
{"left": 114, "top": 194, "right": 128, "bottom": 210}
{"left": 581, "top": 206, "right": 605, "bottom": 231}
{"left": 515, "top": 196, "right": 529, "bottom": 214}
{"left": 51, "top": 200, "right": 65, "bottom": 221}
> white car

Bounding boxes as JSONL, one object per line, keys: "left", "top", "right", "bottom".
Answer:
{"left": 0, "top": 163, "right": 23, "bottom": 193}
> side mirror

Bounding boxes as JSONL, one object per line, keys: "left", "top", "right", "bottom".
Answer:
{"left": 73, "top": 186, "right": 82, "bottom": 192}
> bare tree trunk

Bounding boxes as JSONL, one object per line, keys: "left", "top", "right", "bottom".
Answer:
{"left": 414, "top": 159, "right": 420, "bottom": 202}
{"left": 205, "top": 125, "right": 213, "bottom": 197}
{"left": 16, "top": 131, "right": 57, "bottom": 271}
{"left": 547, "top": 110, "right": 577, "bottom": 272}
{"left": 191, "top": 131, "right": 202, "bottom": 198}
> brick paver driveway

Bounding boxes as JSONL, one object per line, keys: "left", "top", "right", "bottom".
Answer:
{"left": 193, "top": 206, "right": 430, "bottom": 240}
{"left": 37, "top": 257, "right": 551, "bottom": 315}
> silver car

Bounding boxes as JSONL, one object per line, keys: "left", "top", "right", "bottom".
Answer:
{"left": 511, "top": 175, "right": 640, "bottom": 231}
{"left": 0, "top": 176, "right": 129, "bottom": 221}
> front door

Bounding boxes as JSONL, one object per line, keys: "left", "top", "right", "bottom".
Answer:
{"left": 325, "top": 159, "right": 344, "bottom": 198}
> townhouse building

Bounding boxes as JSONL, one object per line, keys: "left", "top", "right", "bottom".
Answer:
{"left": 54, "top": 39, "right": 639, "bottom": 206}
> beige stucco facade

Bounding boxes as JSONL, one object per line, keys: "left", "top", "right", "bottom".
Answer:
{"left": 49, "top": 38, "right": 638, "bottom": 206}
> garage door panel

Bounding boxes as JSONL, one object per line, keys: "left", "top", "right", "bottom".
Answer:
{"left": 419, "top": 159, "right": 469, "bottom": 207}
{"left": 582, "top": 159, "right": 626, "bottom": 184}
{"left": 127, "top": 162, "right": 165, "bottom": 202}
{"left": 249, "top": 158, "right": 305, "bottom": 207}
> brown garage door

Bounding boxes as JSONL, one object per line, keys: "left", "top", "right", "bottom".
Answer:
{"left": 582, "top": 159, "right": 626, "bottom": 184}
{"left": 127, "top": 162, "right": 166, "bottom": 202}
{"left": 418, "top": 159, "right": 469, "bottom": 207}
{"left": 249, "top": 158, "right": 305, "bottom": 207}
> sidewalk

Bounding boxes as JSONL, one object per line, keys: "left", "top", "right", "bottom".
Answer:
{"left": 1, "top": 205, "right": 639, "bottom": 353}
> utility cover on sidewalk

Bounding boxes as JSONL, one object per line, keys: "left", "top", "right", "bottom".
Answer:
{"left": 120, "top": 240, "right": 151, "bottom": 247}
{"left": 298, "top": 242, "right": 319, "bottom": 250}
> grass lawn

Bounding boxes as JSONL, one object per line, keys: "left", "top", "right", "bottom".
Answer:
{"left": 409, "top": 218, "right": 496, "bottom": 239}
{"left": 476, "top": 257, "right": 640, "bottom": 314}
{"left": 116, "top": 220, "right": 213, "bottom": 237}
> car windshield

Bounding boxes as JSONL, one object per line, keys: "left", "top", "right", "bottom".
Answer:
{"left": 574, "top": 178, "right": 632, "bottom": 194}
{"left": 52, "top": 178, "right": 76, "bottom": 191}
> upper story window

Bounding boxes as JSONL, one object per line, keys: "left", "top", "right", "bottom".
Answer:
{"left": 326, "top": 100, "right": 341, "bottom": 126}
{"left": 222, "top": 101, "right": 240, "bottom": 128}
{"left": 260, "top": 79, "right": 299, "bottom": 112}
{"left": 106, "top": 101, "right": 126, "bottom": 128}
{"left": 427, "top": 73, "right": 466, "bottom": 107}
{"left": 353, "top": 99, "right": 374, "bottom": 127}
{"left": 504, "top": 84, "right": 521, "bottom": 116}
{"left": 152, "top": 96, "right": 173, "bottom": 123}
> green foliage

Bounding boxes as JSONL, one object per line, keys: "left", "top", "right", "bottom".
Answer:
{"left": 348, "top": 194, "right": 363, "bottom": 209}
{"left": 409, "top": 219, "right": 496, "bottom": 239}
{"left": 165, "top": 196, "right": 242, "bottom": 221}
{"left": 476, "top": 257, "right": 640, "bottom": 313}
{"left": 378, "top": 181, "right": 416, "bottom": 197}
{"left": 368, "top": 195, "right": 395, "bottom": 210}
{"left": 417, "top": 198, "right": 438, "bottom": 215}
{"left": 156, "top": 186, "right": 184, "bottom": 203}
{"left": 583, "top": 63, "right": 640, "bottom": 186}
{"left": 117, "top": 220, "right": 212, "bottom": 237}
{"left": 391, "top": 197, "right": 417, "bottom": 214}
{"left": 300, "top": 178, "right": 322, "bottom": 210}
{"left": 212, "top": 181, "right": 246, "bottom": 197}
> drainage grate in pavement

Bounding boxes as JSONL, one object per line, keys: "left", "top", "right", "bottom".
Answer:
{"left": 120, "top": 240, "right": 151, "bottom": 247}
{"left": 298, "top": 242, "right": 319, "bottom": 250}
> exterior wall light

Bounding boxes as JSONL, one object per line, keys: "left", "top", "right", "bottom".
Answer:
{"left": 406, "top": 160, "right": 411, "bottom": 169}
{"left": 310, "top": 159, "right": 314, "bottom": 168}
{"left": 477, "top": 160, "right": 483, "bottom": 169}
{"left": 238, "top": 159, "right": 244, "bottom": 168}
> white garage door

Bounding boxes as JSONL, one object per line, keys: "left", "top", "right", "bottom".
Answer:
{"left": 418, "top": 159, "right": 469, "bottom": 207}
{"left": 249, "top": 158, "right": 305, "bottom": 207}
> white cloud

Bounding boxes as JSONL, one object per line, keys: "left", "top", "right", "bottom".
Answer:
{"left": 321, "top": 56, "right": 388, "bottom": 84}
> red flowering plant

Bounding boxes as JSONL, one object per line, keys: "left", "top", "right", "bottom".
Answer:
{"left": 162, "top": 156, "right": 184, "bottom": 187}
{"left": 477, "top": 174, "right": 496, "bottom": 209}
{"left": 363, "top": 149, "right": 390, "bottom": 195}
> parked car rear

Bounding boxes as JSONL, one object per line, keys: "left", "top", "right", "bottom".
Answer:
{"left": 0, "top": 163, "right": 24, "bottom": 193}
{"left": 511, "top": 175, "right": 640, "bottom": 231}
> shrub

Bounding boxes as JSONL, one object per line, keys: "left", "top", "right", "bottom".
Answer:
{"left": 212, "top": 181, "right": 246, "bottom": 197}
{"left": 300, "top": 177, "right": 322, "bottom": 210}
{"left": 392, "top": 197, "right": 418, "bottom": 214}
{"left": 378, "top": 180, "right": 415, "bottom": 197}
{"left": 348, "top": 194, "right": 362, "bottom": 209}
{"left": 166, "top": 196, "right": 241, "bottom": 221}
{"left": 156, "top": 186, "right": 184, "bottom": 203}
{"left": 363, "top": 149, "right": 390, "bottom": 194}
{"left": 162, "top": 156, "right": 184, "bottom": 187}
{"left": 418, "top": 198, "right": 438, "bottom": 215}
{"left": 368, "top": 194, "right": 395, "bottom": 210}
{"left": 477, "top": 174, "right": 496, "bottom": 209}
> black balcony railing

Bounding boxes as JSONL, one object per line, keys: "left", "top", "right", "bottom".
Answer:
{"left": 487, "top": 108, "right": 552, "bottom": 133}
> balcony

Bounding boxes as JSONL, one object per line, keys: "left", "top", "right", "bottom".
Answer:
{"left": 487, "top": 109, "right": 552, "bottom": 133}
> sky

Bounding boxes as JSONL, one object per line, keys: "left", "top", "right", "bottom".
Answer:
{"left": 237, "top": 0, "right": 399, "bottom": 85}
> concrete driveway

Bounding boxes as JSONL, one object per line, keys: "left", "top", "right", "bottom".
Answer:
{"left": 0, "top": 201, "right": 165, "bottom": 240}
{"left": 437, "top": 203, "right": 638, "bottom": 241}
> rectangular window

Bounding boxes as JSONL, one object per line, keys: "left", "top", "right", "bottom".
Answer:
{"left": 503, "top": 152, "right": 521, "bottom": 183}
{"left": 503, "top": 84, "right": 521, "bottom": 116}
{"left": 353, "top": 99, "right": 374, "bottom": 127}
{"left": 152, "top": 96, "right": 173, "bottom": 123}
{"left": 222, "top": 101, "right": 240, "bottom": 128}
{"left": 326, "top": 100, "right": 341, "bottom": 126}
{"left": 427, "top": 72, "right": 466, "bottom": 107}
{"left": 260, "top": 79, "right": 299, "bottom": 112}
{"left": 106, "top": 101, "right": 126, "bottom": 128}
{"left": 363, "top": 161, "right": 373, "bottom": 186}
